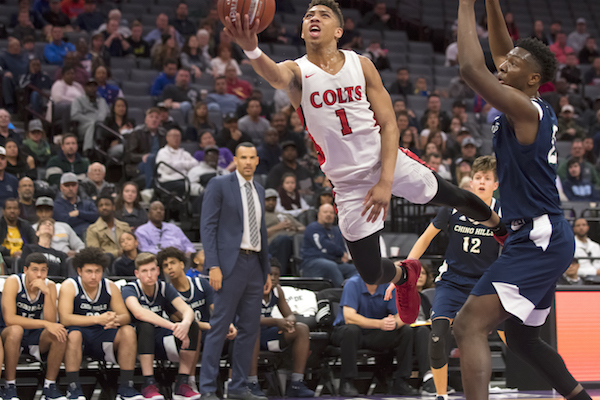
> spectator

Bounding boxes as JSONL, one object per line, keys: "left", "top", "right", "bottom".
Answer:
{"left": 504, "top": 12, "right": 519, "bottom": 41}
{"left": 362, "top": 2, "right": 394, "bottom": 30}
{"left": 193, "top": 130, "right": 234, "bottom": 170}
{"left": 557, "top": 258, "right": 585, "bottom": 285}
{"left": 271, "top": 112, "right": 307, "bottom": 157}
{"left": 236, "top": 90, "right": 272, "bottom": 119}
{"left": 94, "top": 65, "right": 123, "bottom": 106}
{"left": 86, "top": 195, "right": 131, "bottom": 258}
{"left": 33, "top": 196, "right": 85, "bottom": 256}
{"left": 448, "top": 74, "right": 475, "bottom": 100}
{"left": 206, "top": 76, "right": 243, "bottom": 116}
{"left": 225, "top": 64, "right": 252, "bottom": 100}
{"left": 173, "top": 1, "right": 196, "bottom": 37}
{"left": 20, "top": 218, "right": 68, "bottom": 276}
{"left": 115, "top": 182, "right": 148, "bottom": 230}
{"left": 98, "top": 98, "right": 133, "bottom": 160}
{"left": 103, "top": 18, "right": 131, "bottom": 57}
{"left": 256, "top": 128, "right": 281, "bottom": 175}
{"left": 420, "top": 95, "right": 451, "bottom": 132}
{"left": 94, "top": 9, "right": 131, "bottom": 38}
{"left": 339, "top": 17, "right": 363, "bottom": 50}
{"left": 1, "top": 38, "right": 30, "bottom": 114}
{"left": 154, "top": 104, "right": 180, "bottom": 133}
{"left": 0, "top": 147, "right": 20, "bottom": 209}
{"left": 150, "top": 58, "right": 178, "bottom": 97}
{"left": 276, "top": 172, "right": 311, "bottom": 218}
{"left": 445, "top": 30, "right": 458, "bottom": 67}
{"left": 185, "top": 103, "right": 217, "bottom": 141}
{"left": 188, "top": 145, "right": 230, "bottom": 196}
{"left": 113, "top": 230, "right": 138, "bottom": 276}
{"left": 549, "top": 32, "right": 573, "bottom": 64}
{"left": 211, "top": 43, "right": 241, "bottom": 77}
{"left": 21, "top": 121, "right": 51, "bottom": 170}
{"left": 583, "top": 137, "right": 596, "bottom": 165}
{"left": 55, "top": 51, "right": 91, "bottom": 86}
{"left": 151, "top": 33, "right": 180, "bottom": 71}
{"left": 89, "top": 33, "right": 111, "bottom": 69}
{"left": 71, "top": 78, "right": 110, "bottom": 152}
{"left": 424, "top": 152, "right": 451, "bottom": 181}
{"left": 196, "top": 28, "right": 213, "bottom": 64}
{"left": 316, "top": 186, "right": 334, "bottom": 207}
{"left": 145, "top": 13, "right": 183, "bottom": 48}
{"left": 126, "top": 20, "right": 150, "bottom": 58}
{"left": 0, "top": 197, "right": 36, "bottom": 265}
{"left": 216, "top": 116, "right": 253, "bottom": 154}
{"left": 529, "top": 20, "right": 549, "bottom": 45}
{"left": 584, "top": 57, "right": 600, "bottom": 86}
{"left": 46, "top": 133, "right": 89, "bottom": 186}
{"left": 17, "top": 177, "right": 36, "bottom": 223}
{"left": 266, "top": 141, "right": 314, "bottom": 194}
{"left": 5, "top": 139, "right": 35, "bottom": 179}
{"left": 388, "top": 67, "right": 413, "bottom": 96}
{"left": 363, "top": 40, "right": 390, "bottom": 71}
{"left": 53, "top": 172, "right": 99, "bottom": 237}
{"left": 560, "top": 52, "right": 582, "bottom": 85}
{"left": 180, "top": 34, "right": 210, "bottom": 78}
{"left": 47, "top": 66, "right": 85, "bottom": 121}
{"left": 541, "top": 78, "right": 587, "bottom": 115}
{"left": 579, "top": 37, "right": 598, "bottom": 65}
{"left": 400, "top": 127, "right": 420, "bottom": 156}
{"left": 80, "top": 162, "right": 115, "bottom": 201}
{"left": 413, "top": 76, "right": 430, "bottom": 96}
{"left": 557, "top": 138, "right": 599, "bottom": 183}
{"left": 11, "top": 0, "right": 47, "bottom": 30}
{"left": 0, "top": 111, "right": 22, "bottom": 149}
{"left": 12, "top": 10, "right": 37, "bottom": 41}
{"left": 155, "top": 128, "right": 199, "bottom": 196}
{"left": 300, "top": 204, "right": 357, "bottom": 287}
{"left": 161, "top": 68, "right": 199, "bottom": 119}
{"left": 332, "top": 274, "right": 417, "bottom": 396}
{"left": 573, "top": 217, "right": 600, "bottom": 276}
{"left": 567, "top": 18, "right": 589, "bottom": 55}
{"left": 238, "top": 99, "right": 270, "bottom": 146}
{"left": 74, "top": 0, "right": 104, "bottom": 32}
{"left": 61, "top": 0, "right": 84, "bottom": 19}
{"left": 135, "top": 201, "right": 195, "bottom": 256}
{"left": 420, "top": 112, "right": 448, "bottom": 149}
{"left": 44, "top": 25, "right": 76, "bottom": 65}
{"left": 562, "top": 158, "right": 599, "bottom": 202}
{"left": 43, "top": 0, "right": 70, "bottom": 28}
{"left": 558, "top": 104, "right": 586, "bottom": 140}
{"left": 20, "top": 59, "right": 53, "bottom": 115}
{"left": 124, "top": 108, "right": 166, "bottom": 186}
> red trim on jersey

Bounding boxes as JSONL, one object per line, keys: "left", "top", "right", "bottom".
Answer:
{"left": 399, "top": 146, "right": 434, "bottom": 171}
{"left": 297, "top": 106, "right": 325, "bottom": 166}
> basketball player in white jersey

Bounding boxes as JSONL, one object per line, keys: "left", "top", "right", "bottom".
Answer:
{"left": 223, "top": 0, "right": 508, "bottom": 323}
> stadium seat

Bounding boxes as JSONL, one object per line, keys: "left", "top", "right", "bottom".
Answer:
{"left": 130, "top": 69, "right": 159, "bottom": 83}
{"left": 121, "top": 4, "right": 147, "bottom": 15}
{"left": 126, "top": 95, "right": 154, "bottom": 110}
{"left": 111, "top": 57, "right": 137, "bottom": 71}
{"left": 408, "top": 41, "right": 434, "bottom": 55}
{"left": 128, "top": 108, "right": 145, "bottom": 126}
{"left": 136, "top": 58, "right": 152, "bottom": 69}
{"left": 122, "top": 81, "right": 151, "bottom": 96}
{"left": 110, "top": 68, "right": 129, "bottom": 85}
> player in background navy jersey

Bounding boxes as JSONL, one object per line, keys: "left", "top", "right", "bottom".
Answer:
{"left": 58, "top": 247, "right": 143, "bottom": 400}
{"left": 386, "top": 156, "right": 501, "bottom": 398}
{"left": 455, "top": 1, "right": 590, "bottom": 399}
{"left": 158, "top": 247, "right": 238, "bottom": 393}
{"left": 1, "top": 252, "right": 67, "bottom": 400}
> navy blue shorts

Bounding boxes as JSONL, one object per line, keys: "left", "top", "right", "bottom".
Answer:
{"left": 260, "top": 327, "right": 288, "bottom": 352}
{"left": 21, "top": 328, "right": 44, "bottom": 361}
{"left": 69, "top": 326, "right": 118, "bottom": 363}
{"left": 431, "top": 271, "right": 479, "bottom": 320}
{"left": 471, "top": 215, "right": 574, "bottom": 326}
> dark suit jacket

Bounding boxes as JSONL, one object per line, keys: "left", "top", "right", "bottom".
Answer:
{"left": 201, "top": 173, "right": 269, "bottom": 282}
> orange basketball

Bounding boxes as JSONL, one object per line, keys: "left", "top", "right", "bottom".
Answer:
{"left": 217, "top": 0, "right": 276, "bottom": 33}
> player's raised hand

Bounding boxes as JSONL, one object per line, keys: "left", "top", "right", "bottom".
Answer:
{"left": 223, "top": 13, "right": 260, "bottom": 52}
{"left": 384, "top": 283, "right": 395, "bottom": 301}
{"left": 362, "top": 181, "right": 392, "bottom": 223}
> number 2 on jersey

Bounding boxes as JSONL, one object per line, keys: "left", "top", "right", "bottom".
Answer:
{"left": 335, "top": 109, "right": 352, "bottom": 135}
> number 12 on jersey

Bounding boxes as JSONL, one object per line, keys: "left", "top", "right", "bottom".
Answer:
{"left": 335, "top": 109, "right": 352, "bottom": 136}
{"left": 462, "top": 237, "right": 481, "bottom": 253}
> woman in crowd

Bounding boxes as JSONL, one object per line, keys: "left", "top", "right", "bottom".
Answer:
{"left": 47, "top": 66, "right": 84, "bottom": 120}
{"left": 22, "top": 122, "right": 53, "bottom": 168}
{"left": 5, "top": 139, "right": 36, "bottom": 179}
{"left": 152, "top": 34, "right": 180, "bottom": 70}
{"left": 400, "top": 127, "right": 420, "bottom": 156}
{"left": 113, "top": 231, "right": 139, "bottom": 276}
{"left": 114, "top": 182, "right": 148, "bottom": 229}
{"left": 94, "top": 65, "right": 123, "bottom": 106}
{"left": 211, "top": 43, "right": 241, "bottom": 77}
{"left": 276, "top": 172, "right": 312, "bottom": 218}
{"left": 425, "top": 130, "right": 446, "bottom": 156}
{"left": 100, "top": 98, "right": 135, "bottom": 159}
{"left": 180, "top": 35, "right": 211, "bottom": 78}
{"left": 185, "top": 102, "right": 217, "bottom": 142}
{"left": 420, "top": 112, "right": 447, "bottom": 149}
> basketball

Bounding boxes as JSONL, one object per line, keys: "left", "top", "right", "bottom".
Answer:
{"left": 217, "top": 0, "right": 276, "bottom": 33}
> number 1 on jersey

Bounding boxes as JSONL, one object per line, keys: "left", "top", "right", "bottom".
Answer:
{"left": 335, "top": 109, "right": 352, "bottom": 136}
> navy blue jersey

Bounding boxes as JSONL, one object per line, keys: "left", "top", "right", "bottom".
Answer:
{"left": 67, "top": 277, "right": 112, "bottom": 318}
{"left": 492, "top": 97, "right": 562, "bottom": 222}
{"left": 121, "top": 279, "right": 179, "bottom": 322}
{"left": 12, "top": 274, "right": 46, "bottom": 320}
{"left": 432, "top": 198, "right": 501, "bottom": 278}
{"left": 261, "top": 287, "right": 280, "bottom": 318}
{"left": 174, "top": 276, "right": 213, "bottom": 323}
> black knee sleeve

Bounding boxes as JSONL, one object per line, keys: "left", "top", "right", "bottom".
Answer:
{"left": 137, "top": 322, "right": 156, "bottom": 355}
{"left": 174, "top": 320, "right": 200, "bottom": 351}
{"left": 430, "top": 173, "right": 493, "bottom": 222}
{"left": 346, "top": 231, "right": 396, "bottom": 285}
{"left": 429, "top": 319, "right": 450, "bottom": 369}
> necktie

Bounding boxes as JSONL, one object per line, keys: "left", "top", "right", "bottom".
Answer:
{"left": 245, "top": 182, "right": 259, "bottom": 247}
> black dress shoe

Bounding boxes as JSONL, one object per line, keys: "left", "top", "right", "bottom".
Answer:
{"left": 339, "top": 380, "right": 360, "bottom": 397}
{"left": 391, "top": 379, "right": 419, "bottom": 395}
{"left": 202, "top": 393, "right": 220, "bottom": 400}
{"left": 228, "top": 387, "right": 268, "bottom": 400}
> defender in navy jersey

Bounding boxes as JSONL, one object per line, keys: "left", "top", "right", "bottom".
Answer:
{"left": 122, "top": 252, "right": 200, "bottom": 400}
{"left": 57, "top": 247, "right": 142, "bottom": 400}
{"left": 0, "top": 253, "right": 68, "bottom": 400}
{"left": 455, "top": 1, "right": 589, "bottom": 400}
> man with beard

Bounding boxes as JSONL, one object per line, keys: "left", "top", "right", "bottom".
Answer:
{"left": 17, "top": 176, "right": 37, "bottom": 223}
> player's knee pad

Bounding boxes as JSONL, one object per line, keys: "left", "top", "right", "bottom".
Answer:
{"left": 186, "top": 321, "right": 199, "bottom": 351}
{"left": 137, "top": 322, "right": 155, "bottom": 355}
{"left": 429, "top": 319, "right": 450, "bottom": 369}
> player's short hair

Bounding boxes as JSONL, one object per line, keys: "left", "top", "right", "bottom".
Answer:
{"left": 135, "top": 252, "right": 157, "bottom": 270}
{"left": 515, "top": 37, "right": 558, "bottom": 85}
{"left": 307, "top": 0, "right": 343, "bottom": 27}
{"left": 471, "top": 155, "right": 497, "bottom": 181}
{"left": 72, "top": 247, "right": 110, "bottom": 271}
{"left": 24, "top": 253, "right": 47, "bottom": 268}
{"left": 157, "top": 246, "right": 186, "bottom": 267}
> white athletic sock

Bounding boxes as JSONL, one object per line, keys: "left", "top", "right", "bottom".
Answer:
{"left": 437, "top": 394, "right": 449, "bottom": 400}
{"left": 44, "top": 379, "right": 55, "bottom": 388}
{"left": 6, "top": 380, "right": 15, "bottom": 386}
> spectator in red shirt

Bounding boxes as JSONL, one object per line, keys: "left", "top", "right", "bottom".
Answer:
{"left": 225, "top": 64, "right": 253, "bottom": 100}
{"left": 60, "top": 0, "right": 84, "bottom": 19}
{"left": 549, "top": 32, "right": 574, "bottom": 64}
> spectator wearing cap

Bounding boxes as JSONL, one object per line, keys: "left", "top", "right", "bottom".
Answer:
{"left": 0, "top": 109, "right": 22, "bottom": 148}
{"left": 71, "top": 78, "right": 110, "bottom": 152}
{"left": 53, "top": 172, "right": 99, "bottom": 237}
{"left": 188, "top": 145, "right": 230, "bottom": 196}
{"left": 0, "top": 197, "right": 37, "bottom": 271}
{"left": 17, "top": 177, "right": 37, "bottom": 224}
{"left": 206, "top": 76, "right": 243, "bottom": 116}
{"left": 193, "top": 131, "right": 235, "bottom": 171}
{"left": 160, "top": 68, "right": 199, "bottom": 120}
{"left": 45, "top": 132, "right": 87, "bottom": 187}
{"left": 80, "top": 162, "right": 116, "bottom": 201}
{"left": 549, "top": 32, "right": 574, "bottom": 65}
{"left": 0, "top": 147, "right": 19, "bottom": 209}
{"left": 33, "top": 196, "right": 85, "bottom": 257}
{"left": 567, "top": 18, "right": 590, "bottom": 55}
{"left": 75, "top": 0, "right": 105, "bottom": 32}
{"left": 558, "top": 104, "right": 586, "bottom": 141}
{"left": 256, "top": 128, "right": 281, "bottom": 175}
{"left": 155, "top": 128, "right": 199, "bottom": 196}
{"left": 266, "top": 141, "right": 314, "bottom": 194}
{"left": 451, "top": 137, "right": 479, "bottom": 183}
{"left": 238, "top": 99, "right": 271, "bottom": 146}
{"left": 1, "top": 38, "right": 30, "bottom": 114}
{"left": 86, "top": 195, "right": 132, "bottom": 258}
{"left": 150, "top": 58, "right": 178, "bottom": 97}
{"left": 44, "top": 25, "right": 76, "bottom": 65}
{"left": 135, "top": 201, "right": 195, "bottom": 256}
{"left": 265, "top": 188, "right": 305, "bottom": 274}
{"left": 43, "top": 0, "right": 70, "bottom": 28}
{"left": 21, "top": 119, "right": 52, "bottom": 168}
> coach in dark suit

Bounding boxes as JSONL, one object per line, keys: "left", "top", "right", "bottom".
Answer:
{"left": 199, "top": 142, "right": 271, "bottom": 400}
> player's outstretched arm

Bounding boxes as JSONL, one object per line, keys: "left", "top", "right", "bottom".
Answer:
{"left": 457, "top": 0, "right": 539, "bottom": 144}
{"left": 407, "top": 223, "right": 441, "bottom": 260}
{"left": 223, "top": 13, "right": 297, "bottom": 90}
{"left": 485, "top": 0, "right": 515, "bottom": 70}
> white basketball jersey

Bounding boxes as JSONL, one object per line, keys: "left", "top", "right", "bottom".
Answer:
{"left": 296, "top": 50, "right": 381, "bottom": 186}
